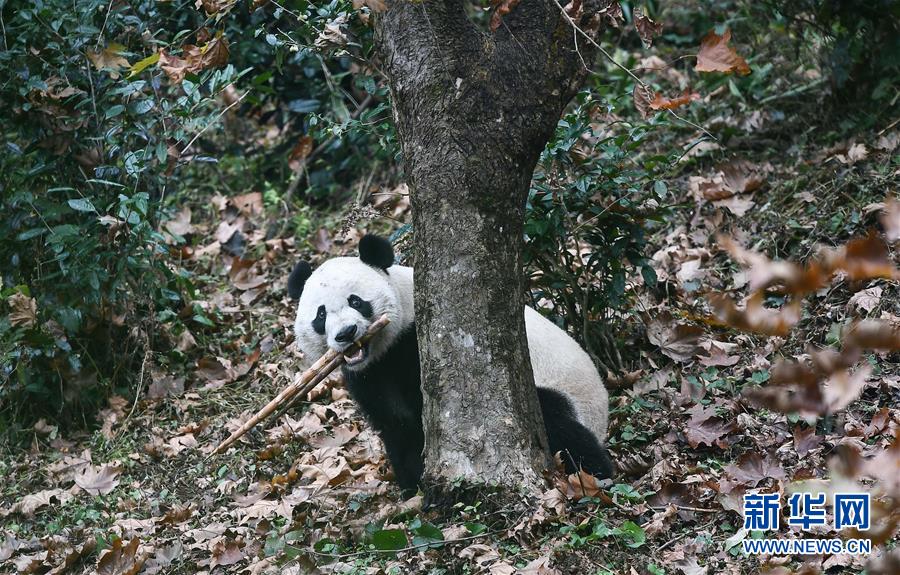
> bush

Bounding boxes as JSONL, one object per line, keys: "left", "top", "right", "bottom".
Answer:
{"left": 765, "top": 0, "right": 900, "bottom": 101}
{"left": 524, "top": 90, "right": 671, "bottom": 373}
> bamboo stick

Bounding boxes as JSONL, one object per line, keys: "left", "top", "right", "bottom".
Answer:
{"left": 210, "top": 314, "right": 390, "bottom": 455}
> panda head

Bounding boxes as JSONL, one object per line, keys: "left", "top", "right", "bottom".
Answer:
{"left": 288, "top": 235, "right": 402, "bottom": 371}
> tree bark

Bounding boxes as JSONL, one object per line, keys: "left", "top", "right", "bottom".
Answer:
{"left": 374, "top": 0, "right": 610, "bottom": 488}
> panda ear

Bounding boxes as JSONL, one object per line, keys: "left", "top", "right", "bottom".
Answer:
{"left": 359, "top": 235, "right": 394, "bottom": 271}
{"left": 287, "top": 261, "right": 312, "bottom": 300}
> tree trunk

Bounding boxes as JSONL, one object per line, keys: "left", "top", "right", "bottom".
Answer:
{"left": 375, "top": 0, "right": 610, "bottom": 488}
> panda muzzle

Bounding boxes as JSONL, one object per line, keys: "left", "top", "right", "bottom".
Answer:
{"left": 343, "top": 343, "right": 368, "bottom": 365}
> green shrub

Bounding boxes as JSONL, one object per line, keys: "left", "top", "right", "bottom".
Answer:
{"left": 765, "top": 0, "right": 900, "bottom": 101}
{"left": 524, "top": 90, "right": 672, "bottom": 372}
{"left": 0, "top": 0, "right": 234, "bottom": 423}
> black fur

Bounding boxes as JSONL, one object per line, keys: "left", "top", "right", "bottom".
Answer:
{"left": 287, "top": 261, "right": 312, "bottom": 300}
{"left": 312, "top": 305, "right": 326, "bottom": 335}
{"left": 342, "top": 325, "right": 423, "bottom": 495}
{"left": 348, "top": 294, "right": 373, "bottom": 319}
{"left": 359, "top": 235, "right": 395, "bottom": 271}
{"left": 342, "top": 322, "right": 614, "bottom": 496}
{"left": 537, "top": 388, "right": 614, "bottom": 478}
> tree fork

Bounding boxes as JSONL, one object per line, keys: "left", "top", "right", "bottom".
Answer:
{"left": 374, "top": 0, "right": 610, "bottom": 488}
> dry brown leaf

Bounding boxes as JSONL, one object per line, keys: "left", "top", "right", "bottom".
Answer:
{"left": 633, "top": 84, "right": 654, "bottom": 120}
{"left": 0, "top": 532, "right": 22, "bottom": 562}
{"left": 822, "top": 365, "right": 872, "bottom": 412}
{"left": 288, "top": 136, "right": 314, "bottom": 171}
{"left": 2, "top": 488, "right": 74, "bottom": 517}
{"left": 647, "top": 314, "right": 704, "bottom": 362}
{"left": 517, "top": 555, "right": 560, "bottom": 575}
{"left": 490, "top": 0, "right": 522, "bottom": 32}
{"left": 87, "top": 43, "right": 130, "bottom": 79}
{"left": 724, "top": 452, "right": 785, "bottom": 487}
{"left": 720, "top": 160, "right": 765, "bottom": 194}
{"left": 74, "top": 464, "right": 122, "bottom": 496}
{"left": 844, "top": 319, "right": 900, "bottom": 351}
{"left": 209, "top": 538, "right": 245, "bottom": 570}
{"left": 97, "top": 537, "right": 145, "bottom": 575}
{"left": 230, "top": 192, "right": 263, "bottom": 217}
{"left": 352, "top": 0, "right": 386, "bottom": 12}
{"left": 649, "top": 90, "right": 700, "bottom": 111}
{"left": 793, "top": 426, "right": 823, "bottom": 456}
{"left": 634, "top": 8, "right": 663, "bottom": 47}
{"left": 684, "top": 405, "right": 738, "bottom": 448}
{"left": 695, "top": 29, "right": 751, "bottom": 76}
{"left": 7, "top": 292, "right": 37, "bottom": 327}
{"left": 197, "top": 0, "right": 233, "bottom": 14}
{"left": 708, "top": 293, "right": 800, "bottom": 337}
{"left": 848, "top": 286, "right": 883, "bottom": 314}
{"left": 159, "top": 35, "right": 230, "bottom": 84}
{"left": 164, "top": 207, "right": 193, "bottom": 237}
{"left": 555, "top": 469, "right": 603, "bottom": 499}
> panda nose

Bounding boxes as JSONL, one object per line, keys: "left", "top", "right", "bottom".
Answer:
{"left": 335, "top": 324, "right": 358, "bottom": 343}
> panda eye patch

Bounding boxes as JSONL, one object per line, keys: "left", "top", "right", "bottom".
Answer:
{"left": 312, "top": 305, "right": 326, "bottom": 335}
{"left": 347, "top": 294, "right": 373, "bottom": 319}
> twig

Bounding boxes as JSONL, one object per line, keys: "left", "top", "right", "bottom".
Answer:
{"left": 667, "top": 109, "right": 717, "bottom": 141}
{"left": 209, "top": 315, "right": 390, "bottom": 455}
{"left": 877, "top": 117, "right": 900, "bottom": 136}
{"left": 548, "top": 0, "right": 647, "bottom": 88}
{"left": 550, "top": 0, "right": 716, "bottom": 140}
{"left": 181, "top": 89, "right": 249, "bottom": 156}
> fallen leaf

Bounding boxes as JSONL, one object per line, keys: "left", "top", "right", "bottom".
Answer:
{"left": 848, "top": 286, "right": 882, "bottom": 314}
{"left": 517, "top": 555, "right": 560, "bottom": 575}
{"left": 230, "top": 192, "right": 263, "bottom": 217}
{"left": 647, "top": 314, "right": 704, "bottom": 362}
{"left": 288, "top": 136, "right": 314, "bottom": 171}
{"left": 164, "top": 207, "right": 193, "bottom": 237}
{"left": 685, "top": 405, "right": 738, "bottom": 448}
{"left": 197, "top": 0, "right": 233, "bottom": 14}
{"left": 2, "top": 488, "right": 74, "bottom": 517}
{"left": 724, "top": 452, "right": 785, "bottom": 487}
{"left": 97, "top": 537, "right": 145, "bottom": 575}
{"left": 720, "top": 160, "right": 766, "bottom": 194}
{"left": 209, "top": 538, "right": 245, "bottom": 570}
{"left": 695, "top": 29, "right": 751, "bottom": 76}
{"left": 708, "top": 292, "right": 801, "bottom": 337}
{"left": 74, "top": 464, "right": 122, "bottom": 495}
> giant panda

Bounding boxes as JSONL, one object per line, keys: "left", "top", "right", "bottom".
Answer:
{"left": 288, "top": 235, "right": 613, "bottom": 494}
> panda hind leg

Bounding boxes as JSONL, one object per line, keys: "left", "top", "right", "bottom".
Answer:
{"left": 537, "top": 388, "right": 615, "bottom": 480}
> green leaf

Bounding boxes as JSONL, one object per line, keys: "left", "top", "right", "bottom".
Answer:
{"left": 370, "top": 529, "right": 407, "bottom": 551}
{"left": 68, "top": 198, "right": 96, "bottom": 212}
{"left": 16, "top": 228, "right": 45, "bottom": 241}
{"left": 129, "top": 52, "right": 160, "bottom": 77}
{"left": 614, "top": 521, "right": 646, "bottom": 548}
{"left": 409, "top": 519, "right": 443, "bottom": 548}
{"left": 105, "top": 105, "right": 125, "bottom": 119}
{"left": 653, "top": 180, "right": 668, "bottom": 199}
{"left": 641, "top": 265, "right": 657, "bottom": 288}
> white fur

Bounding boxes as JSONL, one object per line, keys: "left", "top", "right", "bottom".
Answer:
{"left": 294, "top": 260, "right": 608, "bottom": 441}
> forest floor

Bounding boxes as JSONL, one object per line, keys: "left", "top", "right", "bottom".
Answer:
{"left": 2, "top": 18, "right": 900, "bottom": 575}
